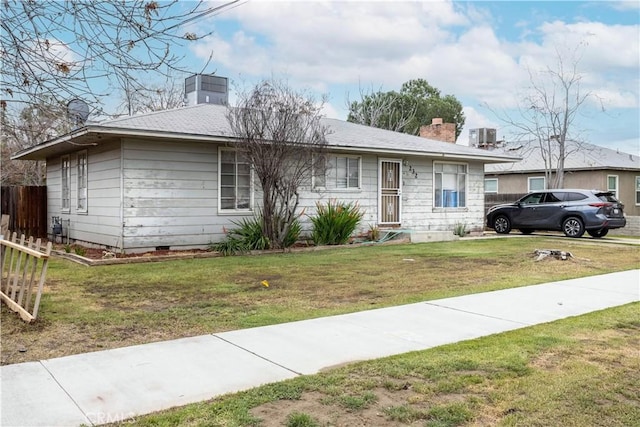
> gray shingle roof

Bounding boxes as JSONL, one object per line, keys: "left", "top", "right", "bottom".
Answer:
{"left": 485, "top": 140, "right": 639, "bottom": 173}
{"left": 14, "top": 103, "right": 519, "bottom": 163}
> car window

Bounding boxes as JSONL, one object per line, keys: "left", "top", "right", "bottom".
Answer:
{"left": 565, "top": 192, "right": 588, "bottom": 201}
{"left": 596, "top": 192, "right": 619, "bottom": 202}
{"left": 520, "top": 193, "right": 544, "bottom": 204}
{"left": 544, "top": 192, "right": 563, "bottom": 203}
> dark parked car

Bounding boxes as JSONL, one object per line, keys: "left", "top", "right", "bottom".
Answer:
{"left": 486, "top": 189, "right": 626, "bottom": 238}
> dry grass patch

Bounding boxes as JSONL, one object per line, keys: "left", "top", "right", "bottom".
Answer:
{"left": 2, "top": 237, "right": 639, "bottom": 365}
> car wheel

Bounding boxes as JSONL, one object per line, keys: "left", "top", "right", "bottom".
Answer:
{"left": 519, "top": 229, "right": 534, "bottom": 235}
{"left": 562, "top": 217, "right": 585, "bottom": 238}
{"left": 587, "top": 228, "right": 609, "bottom": 238}
{"left": 493, "top": 215, "right": 511, "bottom": 234}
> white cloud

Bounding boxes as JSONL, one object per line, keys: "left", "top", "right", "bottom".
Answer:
{"left": 191, "top": 1, "right": 638, "bottom": 149}
{"left": 456, "top": 105, "right": 502, "bottom": 145}
{"left": 194, "top": 1, "right": 469, "bottom": 86}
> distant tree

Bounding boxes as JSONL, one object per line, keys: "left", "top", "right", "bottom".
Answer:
{"left": 1, "top": 0, "right": 240, "bottom": 111}
{"left": 1, "top": 100, "right": 71, "bottom": 185}
{"left": 347, "top": 79, "right": 465, "bottom": 139}
{"left": 226, "top": 79, "right": 330, "bottom": 249}
{"left": 488, "top": 43, "right": 597, "bottom": 189}
{"left": 346, "top": 85, "right": 416, "bottom": 133}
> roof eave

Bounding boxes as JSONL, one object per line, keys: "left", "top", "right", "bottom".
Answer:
{"left": 11, "top": 126, "right": 238, "bottom": 160}
{"left": 13, "top": 124, "right": 520, "bottom": 164}
{"left": 328, "top": 145, "right": 521, "bottom": 163}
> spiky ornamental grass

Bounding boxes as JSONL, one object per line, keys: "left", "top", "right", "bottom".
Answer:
{"left": 310, "top": 200, "right": 364, "bottom": 245}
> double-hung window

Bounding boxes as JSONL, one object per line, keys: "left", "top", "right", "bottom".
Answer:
{"left": 61, "top": 155, "right": 70, "bottom": 212}
{"left": 635, "top": 176, "right": 640, "bottom": 205}
{"left": 434, "top": 162, "right": 466, "bottom": 208}
{"left": 77, "top": 151, "right": 88, "bottom": 212}
{"left": 219, "top": 148, "right": 252, "bottom": 212}
{"left": 314, "top": 155, "right": 360, "bottom": 190}
{"left": 528, "top": 176, "right": 545, "bottom": 192}
{"left": 484, "top": 178, "right": 498, "bottom": 194}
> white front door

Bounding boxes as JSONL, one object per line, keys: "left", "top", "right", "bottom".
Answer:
{"left": 379, "top": 159, "right": 402, "bottom": 224}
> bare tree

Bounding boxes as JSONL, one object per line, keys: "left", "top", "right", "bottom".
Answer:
{"left": 1, "top": 0, "right": 241, "bottom": 112}
{"left": 488, "top": 44, "right": 598, "bottom": 189}
{"left": 1, "top": 100, "right": 71, "bottom": 185}
{"left": 226, "top": 79, "right": 330, "bottom": 249}
{"left": 117, "top": 74, "right": 187, "bottom": 115}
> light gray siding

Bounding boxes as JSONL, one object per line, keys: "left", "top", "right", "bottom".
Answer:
{"left": 45, "top": 139, "right": 490, "bottom": 251}
{"left": 297, "top": 153, "right": 379, "bottom": 237}
{"left": 121, "top": 139, "right": 252, "bottom": 251}
{"left": 399, "top": 158, "right": 485, "bottom": 233}
{"left": 47, "top": 141, "right": 122, "bottom": 248}
{"left": 297, "top": 154, "right": 486, "bottom": 236}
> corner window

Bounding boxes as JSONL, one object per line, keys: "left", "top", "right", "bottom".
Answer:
{"left": 484, "top": 178, "right": 498, "bottom": 194}
{"left": 77, "top": 151, "right": 88, "bottom": 212}
{"left": 528, "top": 177, "right": 545, "bottom": 192}
{"left": 434, "top": 162, "right": 466, "bottom": 208}
{"left": 635, "top": 176, "right": 640, "bottom": 205}
{"left": 607, "top": 175, "right": 618, "bottom": 198}
{"left": 61, "top": 155, "right": 70, "bottom": 212}
{"left": 315, "top": 155, "right": 360, "bottom": 190}
{"left": 219, "top": 148, "right": 253, "bottom": 212}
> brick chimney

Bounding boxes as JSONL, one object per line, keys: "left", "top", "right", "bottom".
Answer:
{"left": 419, "top": 118, "right": 456, "bottom": 143}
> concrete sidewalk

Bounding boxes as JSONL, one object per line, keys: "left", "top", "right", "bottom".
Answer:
{"left": 2, "top": 270, "right": 638, "bottom": 426}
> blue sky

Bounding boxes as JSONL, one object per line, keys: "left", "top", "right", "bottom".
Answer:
{"left": 174, "top": 0, "right": 639, "bottom": 155}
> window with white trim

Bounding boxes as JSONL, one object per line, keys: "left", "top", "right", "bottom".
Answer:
{"left": 314, "top": 155, "right": 360, "bottom": 190}
{"left": 607, "top": 175, "right": 619, "bottom": 198}
{"left": 434, "top": 162, "right": 466, "bottom": 208}
{"left": 61, "top": 155, "right": 70, "bottom": 212}
{"left": 635, "top": 176, "right": 640, "bottom": 205}
{"left": 77, "top": 151, "right": 88, "bottom": 212}
{"left": 219, "top": 148, "right": 252, "bottom": 211}
{"left": 484, "top": 178, "right": 498, "bottom": 194}
{"left": 528, "top": 176, "right": 545, "bottom": 192}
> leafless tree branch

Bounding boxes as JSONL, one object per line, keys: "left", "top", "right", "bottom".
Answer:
{"left": 1, "top": 0, "right": 242, "bottom": 113}
{"left": 485, "top": 42, "right": 597, "bottom": 188}
{"left": 226, "top": 79, "right": 330, "bottom": 249}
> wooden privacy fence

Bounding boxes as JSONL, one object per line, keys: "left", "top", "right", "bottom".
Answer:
{"left": 0, "top": 186, "right": 47, "bottom": 238}
{"left": 485, "top": 193, "right": 525, "bottom": 211}
{"left": 0, "top": 231, "right": 52, "bottom": 323}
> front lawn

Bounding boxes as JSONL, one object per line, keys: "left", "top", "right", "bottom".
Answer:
{"left": 2, "top": 237, "right": 639, "bottom": 365}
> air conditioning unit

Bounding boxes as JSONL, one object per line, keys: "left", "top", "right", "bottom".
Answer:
{"left": 184, "top": 74, "right": 228, "bottom": 106}
{"left": 469, "top": 128, "right": 497, "bottom": 147}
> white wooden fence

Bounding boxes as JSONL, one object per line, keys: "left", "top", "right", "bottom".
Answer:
{"left": 0, "top": 231, "right": 52, "bottom": 322}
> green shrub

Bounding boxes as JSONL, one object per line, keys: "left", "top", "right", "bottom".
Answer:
{"left": 230, "top": 217, "right": 270, "bottom": 251}
{"left": 281, "top": 218, "right": 302, "bottom": 248}
{"left": 211, "top": 215, "right": 301, "bottom": 256}
{"left": 368, "top": 224, "right": 380, "bottom": 241}
{"left": 209, "top": 236, "right": 247, "bottom": 256}
{"left": 453, "top": 222, "right": 468, "bottom": 237}
{"left": 310, "top": 200, "right": 364, "bottom": 245}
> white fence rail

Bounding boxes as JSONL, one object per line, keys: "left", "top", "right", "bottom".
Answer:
{"left": 0, "top": 231, "right": 52, "bottom": 322}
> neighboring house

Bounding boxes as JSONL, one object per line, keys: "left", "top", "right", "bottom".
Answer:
{"left": 13, "top": 103, "right": 518, "bottom": 253}
{"left": 483, "top": 140, "right": 640, "bottom": 235}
